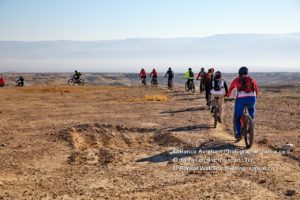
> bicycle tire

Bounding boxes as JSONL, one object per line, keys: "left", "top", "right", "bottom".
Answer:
{"left": 191, "top": 84, "right": 195, "bottom": 93}
{"left": 207, "top": 93, "right": 212, "bottom": 109}
{"left": 233, "top": 112, "right": 237, "bottom": 135}
{"left": 142, "top": 79, "right": 147, "bottom": 87}
{"left": 244, "top": 116, "right": 254, "bottom": 148}
{"left": 213, "top": 107, "right": 218, "bottom": 128}
{"left": 168, "top": 80, "right": 173, "bottom": 91}
{"left": 68, "top": 79, "right": 74, "bottom": 86}
{"left": 151, "top": 80, "right": 155, "bottom": 87}
{"left": 78, "top": 79, "right": 84, "bottom": 86}
{"left": 185, "top": 82, "right": 189, "bottom": 92}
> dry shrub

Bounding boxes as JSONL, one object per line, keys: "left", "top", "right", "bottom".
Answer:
{"left": 131, "top": 95, "right": 168, "bottom": 102}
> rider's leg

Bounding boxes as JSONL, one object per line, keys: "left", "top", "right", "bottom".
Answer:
{"left": 217, "top": 95, "right": 224, "bottom": 119}
{"left": 211, "top": 94, "right": 217, "bottom": 113}
{"left": 247, "top": 96, "right": 256, "bottom": 119}
{"left": 234, "top": 98, "right": 246, "bottom": 137}
{"left": 205, "top": 89, "right": 210, "bottom": 105}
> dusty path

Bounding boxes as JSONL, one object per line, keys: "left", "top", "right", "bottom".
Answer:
{"left": 0, "top": 85, "right": 299, "bottom": 199}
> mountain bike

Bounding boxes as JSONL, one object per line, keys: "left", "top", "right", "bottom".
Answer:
{"left": 197, "top": 79, "right": 205, "bottom": 94}
{"left": 167, "top": 79, "right": 173, "bottom": 91}
{"left": 151, "top": 78, "right": 158, "bottom": 87}
{"left": 16, "top": 81, "right": 24, "bottom": 87}
{"left": 68, "top": 78, "right": 84, "bottom": 86}
{"left": 185, "top": 80, "right": 195, "bottom": 93}
{"left": 141, "top": 77, "right": 147, "bottom": 87}
{"left": 225, "top": 98, "right": 254, "bottom": 149}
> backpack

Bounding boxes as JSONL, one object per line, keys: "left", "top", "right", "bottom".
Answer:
{"left": 170, "top": 70, "right": 174, "bottom": 77}
{"left": 189, "top": 71, "right": 194, "bottom": 78}
{"left": 239, "top": 76, "right": 254, "bottom": 93}
{"left": 206, "top": 72, "right": 212, "bottom": 81}
{"left": 212, "top": 79, "right": 224, "bottom": 91}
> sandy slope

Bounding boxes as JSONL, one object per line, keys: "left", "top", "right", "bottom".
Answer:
{"left": 0, "top": 85, "right": 299, "bottom": 199}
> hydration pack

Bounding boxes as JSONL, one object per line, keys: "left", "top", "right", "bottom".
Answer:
{"left": 212, "top": 79, "right": 224, "bottom": 91}
{"left": 189, "top": 71, "right": 194, "bottom": 78}
{"left": 170, "top": 70, "right": 174, "bottom": 77}
{"left": 239, "top": 76, "right": 254, "bottom": 93}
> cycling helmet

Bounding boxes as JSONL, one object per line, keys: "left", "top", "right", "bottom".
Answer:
{"left": 169, "top": 67, "right": 171, "bottom": 70}
{"left": 188, "top": 68, "right": 192, "bottom": 71}
{"left": 238, "top": 66, "right": 248, "bottom": 76}
{"left": 201, "top": 68, "right": 204, "bottom": 71}
{"left": 215, "top": 71, "right": 222, "bottom": 79}
{"left": 211, "top": 68, "right": 215, "bottom": 72}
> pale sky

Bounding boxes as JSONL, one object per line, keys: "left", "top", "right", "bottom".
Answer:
{"left": 0, "top": 0, "right": 300, "bottom": 41}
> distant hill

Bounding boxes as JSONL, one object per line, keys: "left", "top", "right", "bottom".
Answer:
{"left": 0, "top": 33, "right": 300, "bottom": 72}
{"left": 2, "top": 72, "right": 300, "bottom": 87}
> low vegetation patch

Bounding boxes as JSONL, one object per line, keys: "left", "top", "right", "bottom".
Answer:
{"left": 130, "top": 95, "right": 168, "bottom": 102}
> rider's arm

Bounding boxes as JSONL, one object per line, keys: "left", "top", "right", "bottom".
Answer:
{"left": 226, "top": 78, "right": 238, "bottom": 97}
{"left": 196, "top": 73, "right": 201, "bottom": 80}
{"left": 224, "top": 80, "right": 229, "bottom": 96}
{"left": 253, "top": 79, "right": 259, "bottom": 97}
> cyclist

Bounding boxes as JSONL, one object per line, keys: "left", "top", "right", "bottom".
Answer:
{"left": 73, "top": 70, "right": 81, "bottom": 83}
{"left": 196, "top": 68, "right": 206, "bottom": 93}
{"left": 204, "top": 68, "right": 214, "bottom": 106}
{"left": 226, "top": 66, "right": 259, "bottom": 141}
{"left": 150, "top": 68, "right": 158, "bottom": 83}
{"left": 183, "top": 68, "right": 194, "bottom": 89}
{"left": 0, "top": 76, "right": 5, "bottom": 87}
{"left": 165, "top": 67, "right": 174, "bottom": 86}
{"left": 16, "top": 76, "right": 25, "bottom": 87}
{"left": 210, "top": 71, "right": 228, "bottom": 123}
{"left": 139, "top": 68, "right": 147, "bottom": 85}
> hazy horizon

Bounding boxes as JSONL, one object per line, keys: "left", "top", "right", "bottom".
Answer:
{"left": 1, "top": 1, "right": 299, "bottom": 73}
{"left": 1, "top": 33, "right": 300, "bottom": 73}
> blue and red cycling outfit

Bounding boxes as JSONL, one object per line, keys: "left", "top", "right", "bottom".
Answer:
{"left": 226, "top": 76, "right": 259, "bottom": 138}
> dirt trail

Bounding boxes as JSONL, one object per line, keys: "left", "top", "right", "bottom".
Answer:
{"left": 0, "top": 85, "right": 299, "bottom": 199}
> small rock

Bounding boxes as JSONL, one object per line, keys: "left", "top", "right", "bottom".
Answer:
{"left": 258, "top": 138, "right": 268, "bottom": 144}
{"left": 285, "top": 190, "right": 296, "bottom": 196}
{"left": 281, "top": 143, "right": 294, "bottom": 152}
{"left": 258, "top": 180, "right": 266, "bottom": 184}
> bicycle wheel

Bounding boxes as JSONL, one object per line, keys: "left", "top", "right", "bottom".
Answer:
{"left": 68, "top": 79, "right": 74, "bottom": 85}
{"left": 191, "top": 82, "right": 195, "bottom": 93}
{"left": 151, "top": 80, "right": 155, "bottom": 87}
{"left": 78, "top": 79, "right": 84, "bottom": 86}
{"left": 213, "top": 107, "right": 219, "bottom": 128}
{"left": 207, "top": 93, "right": 212, "bottom": 109}
{"left": 185, "top": 82, "right": 189, "bottom": 92}
{"left": 243, "top": 115, "right": 254, "bottom": 148}
{"left": 233, "top": 113, "right": 237, "bottom": 135}
{"left": 168, "top": 80, "right": 173, "bottom": 91}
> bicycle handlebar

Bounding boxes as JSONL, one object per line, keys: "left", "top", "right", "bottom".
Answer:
{"left": 224, "top": 97, "right": 236, "bottom": 102}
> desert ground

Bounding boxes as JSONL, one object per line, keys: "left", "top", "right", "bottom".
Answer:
{"left": 0, "top": 74, "right": 299, "bottom": 199}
